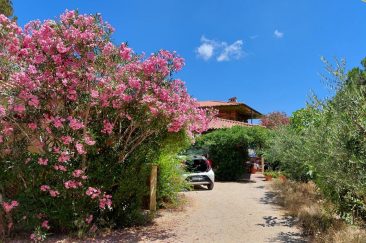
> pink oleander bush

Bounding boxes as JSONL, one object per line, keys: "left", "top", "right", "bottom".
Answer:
{"left": 0, "top": 10, "right": 211, "bottom": 239}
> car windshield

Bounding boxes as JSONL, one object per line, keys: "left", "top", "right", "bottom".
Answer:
{"left": 184, "top": 159, "right": 209, "bottom": 173}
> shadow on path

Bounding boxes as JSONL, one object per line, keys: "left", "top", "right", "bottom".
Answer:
{"left": 256, "top": 215, "right": 297, "bottom": 228}
{"left": 268, "top": 231, "right": 307, "bottom": 243}
{"left": 258, "top": 184, "right": 308, "bottom": 242}
{"left": 259, "top": 191, "right": 278, "bottom": 205}
{"left": 92, "top": 226, "right": 177, "bottom": 243}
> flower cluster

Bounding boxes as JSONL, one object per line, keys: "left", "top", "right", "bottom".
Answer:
{"left": 40, "top": 185, "right": 60, "bottom": 197}
{"left": 2, "top": 201, "right": 19, "bottom": 214}
{"left": 0, "top": 10, "right": 213, "bottom": 237}
{"left": 86, "top": 187, "right": 112, "bottom": 209}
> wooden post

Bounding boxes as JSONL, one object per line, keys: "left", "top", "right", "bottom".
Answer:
{"left": 149, "top": 164, "right": 158, "bottom": 212}
{"left": 261, "top": 156, "right": 265, "bottom": 174}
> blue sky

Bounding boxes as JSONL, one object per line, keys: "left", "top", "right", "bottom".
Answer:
{"left": 13, "top": 0, "right": 366, "bottom": 115}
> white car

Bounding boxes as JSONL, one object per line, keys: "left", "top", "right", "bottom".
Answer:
{"left": 182, "top": 156, "right": 215, "bottom": 190}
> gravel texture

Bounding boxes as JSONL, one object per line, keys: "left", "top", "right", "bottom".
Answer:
{"left": 42, "top": 174, "right": 307, "bottom": 243}
{"left": 96, "top": 174, "right": 307, "bottom": 243}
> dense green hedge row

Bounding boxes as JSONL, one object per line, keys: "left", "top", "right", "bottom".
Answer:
{"left": 196, "top": 126, "right": 269, "bottom": 181}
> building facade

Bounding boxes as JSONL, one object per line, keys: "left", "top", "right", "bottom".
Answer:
{"left": 198, "top": 97, "right": 262, "bottom": 130}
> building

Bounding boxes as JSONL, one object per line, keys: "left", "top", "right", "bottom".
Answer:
{"left": 198, "top": 97, "right": 262, "bottom": 130}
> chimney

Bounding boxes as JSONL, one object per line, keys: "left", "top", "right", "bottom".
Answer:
{"left": 228, "top": 97, "right": 237, "bottom": 103}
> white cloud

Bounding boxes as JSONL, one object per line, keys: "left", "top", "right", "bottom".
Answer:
{"left": 274, "top": 29, "right": 284, "bottom": 38}
{"left": 197, "top": 43, "right": 214, "bottom": 60}
{"left": 217, "top": 40, "right": 243, "bottom": 62}
{"left": 196, "top": 36, "right": 244, "bottom": 62}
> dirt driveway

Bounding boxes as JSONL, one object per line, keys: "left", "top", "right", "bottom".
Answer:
{"left": 94, "top": 174, "right": 307, "bottom": 243}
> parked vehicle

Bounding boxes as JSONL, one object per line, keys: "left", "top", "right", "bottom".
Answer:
{"left": 182, "top": 156, "right": 215, "bottom": 190}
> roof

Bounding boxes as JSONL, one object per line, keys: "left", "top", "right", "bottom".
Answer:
{"left": 198, "top": 100, "right": 262, "bottom": 118}
{"left": 207, "top": 118, "right": 259, "bottom": 130}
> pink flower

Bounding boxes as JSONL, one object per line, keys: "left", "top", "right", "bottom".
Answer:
{"left": 56, "top": 42, "right": 69, "bottom": 53}
{"left": 53, "top": 146, "right": 60, "bottom": 153}
{"left": 72, "top": 169, "right": 84, "bottom": 178}
{"left": 28, "top": 123, "right": 37, "bottom": 130}
{"left": 40, "top": 185, "right": 50, "bottom": 191}
{"left": 52, "top": 54, "right": 62, "bottom": 64}
{"left": 128, "top": 77, "right": 141, "bottom": 90}
{"left": 99, "top": 194, "right": 112, "bottom": 209}
{"left": 28, "top": 96, "right": 39, "bottom": 108}
{"left": 0, "top": 105, "right": 6, "bottom": 117}
{"left": 54, "top": 164, "right": 67, "bottom": 171}
{"left": 13, "top": 104, "right": 25, "bottom": 114}
{"left": 67, "top": 89, "right": 77, "bottom": 101}
{"left": 68, "top": 117, "right": 84, "bottom": 130}
{"left": 90, "top": 90, "right": 99, "bottom": 98}
{"left": 53, "top": 117, "right": 64, "bottom": 128}
{"left": 75, "top": 143, "right": 86, "bottom": 155}
{"left": 61, "top": 136, "right": 73, "bottom": 145}
{"left": 85, "top": 214, "right": 93, "bottom": 224}
{"left": 58, "top": 151, "right": 70, "bottom": 163}
{"left": 84, "top": 135, "right": 96, "bottom": 145}
{"left": 64, "top": 180, "right": 82, "bottom": 189}
{"left": 0, "top": 135, "right": 3, "bottom": 143}
{"left": 2, "top": 124, "right": 13, "bottom": 135}
{"left": 102, "top": 42, "right": 114, "bottom": 55}
{"left": 119, "top": 43, "right": 132, "bottom": 60}
{"left": 34, "top": 54, "right": 45, "bottom": 64}
{"left": 49, "top": 190, "right": 60, "bottom": 197}
{"left": 38, "top": 158, "right": 48, "bottom": 166}
{"left": 86, "top": 187, "right": 101, "bottom": 199}
{"left": 2, "top": 200, "right": 19, "bottom": 213}
{"left": 101, "top": 119, "right": 114, "bottom": 134}
{"left": 41, "top": 220, "right": 50, "bottom": 230}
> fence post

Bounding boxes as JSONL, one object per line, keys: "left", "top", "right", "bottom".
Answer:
{"left": 149, "top": 164, "right": 158, "bottom": 212}
{"left": 261, "top": 156, "right": 265, "bottom": 173}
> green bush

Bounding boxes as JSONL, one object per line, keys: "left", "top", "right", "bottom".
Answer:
{"left": 264, "top": 57, "right": 366, "bottom": 225}
{"left": 155, "top": 131, "right": 191, "bottom": 207}
{"left": 263, "top": 126, "right": 314, "bottom": 182}
{"left": 196, "top": 126, "right": 269, "bottom": 181}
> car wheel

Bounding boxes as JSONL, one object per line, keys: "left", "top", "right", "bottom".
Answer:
{"left": 207, "top": 183, "right": 214, "bottom": 190}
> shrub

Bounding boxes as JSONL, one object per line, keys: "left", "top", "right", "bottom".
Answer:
{"left": 0, "top": 11, "right": 212, "bottom": 239}
{"left": 155, "top": 131, "right": 191, "bottom": 207}
{"left": 264, "top": 58, "right": 366, "bottom": 224}
{"left": 263, "top": 126, "right": 314, "bottom": 182}
{"left": 263, "top": 170, "right": 282, "bottom": 178}
{"left": 196, "top": 126, "right": 269, "bottom": 181}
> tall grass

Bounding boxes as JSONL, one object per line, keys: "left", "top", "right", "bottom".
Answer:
{"left": 271, "top": 180, "right": 366, "bottom": 243}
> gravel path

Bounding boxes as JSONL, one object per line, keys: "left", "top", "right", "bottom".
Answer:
{"left": 47, "top": 174, "right": 306, "bottom": 243}
{"left": 103, "top": 174, "right": 307, "bottom": 243}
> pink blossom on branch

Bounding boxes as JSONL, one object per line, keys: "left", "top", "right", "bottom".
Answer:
{"left": 0, "top": 10, "right": 214, "bottom": 232}
{"left": 64, "top": 180, "right": 82, "bottom": 189}
{"left": 41, "top": 220, "right": 50, "bottom": 230}
{"left": 38, "top": 158, "right": 48, "bottom": 166}
{"left": 101, "top": 119, "right": 114, "bottom": 134}
{"left": 40, "top": 185, "right": 50, "bottom": 192}
{"left": 75, "top": 143, "right": 86, "bottom": 155}
{"left": 2, "top": 200, "right": 19, "bottom": 214}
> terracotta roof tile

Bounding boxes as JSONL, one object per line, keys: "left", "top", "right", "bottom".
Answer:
{"left": 198, "top": 101, "right": 241, "bottom": 107}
